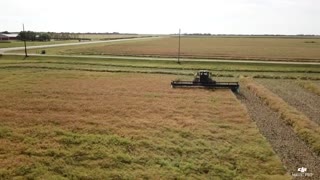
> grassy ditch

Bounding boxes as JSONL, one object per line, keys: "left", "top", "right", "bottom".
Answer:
{"left": 1, "top": 55, "right": 320, "bottom": 80}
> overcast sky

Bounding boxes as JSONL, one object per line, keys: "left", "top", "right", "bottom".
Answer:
{"left": 1, "top": 0, "right": 319, "bottom": 34}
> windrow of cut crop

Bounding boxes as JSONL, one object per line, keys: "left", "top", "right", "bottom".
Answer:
{"left": 298, "top": 81, "right": 320, "bottom": 96}
{"left": 240, "top": 77, "right": 320, "bottom": 155}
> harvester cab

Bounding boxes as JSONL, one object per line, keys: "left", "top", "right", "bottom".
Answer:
{"left": 171, "top": 70, "right": 240, "bottom": 93}
{"left": 193, "top": 70, "right": 216, "bottom": 84}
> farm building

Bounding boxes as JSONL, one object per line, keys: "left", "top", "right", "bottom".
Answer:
{"left": 0, "top": 33, "right": 18, "bottom": 40}
{"left": 0, "top": 34, "right": 9, "bottom": 41}
{"left": 5, "top": 33, "right": 18, "bottom": 40}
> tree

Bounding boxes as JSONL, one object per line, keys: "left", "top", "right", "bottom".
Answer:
{"left": 38, "top": 33, "right": 51, "bottom": 41}
{"left": 17, "top": 31, "right": 51, "bottom": 41}
{"left": 17, "top": 31, "right": 37, "bottom": 41}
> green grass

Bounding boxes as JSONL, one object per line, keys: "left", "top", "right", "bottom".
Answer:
{"left": 0, "top": 40, "right": 78, "bottom": 48}
{"left": 1, "top": 55, "right": 320, "bottom": 80}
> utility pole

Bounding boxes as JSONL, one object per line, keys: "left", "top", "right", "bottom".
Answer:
{"left": 23, "top": 24, "right": 28, "bottom": 58}
{"left": 178, "top": 28, "right": 181, "bottom": 64}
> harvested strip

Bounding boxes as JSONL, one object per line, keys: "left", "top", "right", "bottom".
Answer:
{"left": 238, "top": 87, "right": 320, "bottom": 179}
{"left": 240, "top": 78, "right": 320, "bottom": 155}
{"left": 257, "top": 79, "right": 320, "bottom": 125}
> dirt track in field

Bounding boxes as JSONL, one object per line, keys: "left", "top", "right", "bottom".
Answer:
{"left": 258, "top": 79, "right": 320, "bottom": 125}
{"left": 238, "top": 87, "right": 320, "bottom": 179}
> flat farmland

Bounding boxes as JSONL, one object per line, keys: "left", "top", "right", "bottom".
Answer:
{"left": 1, "top": 55, "right": 320, "bottom": 178}
{"left": 0, "top": 69, "right": 289, "bottom": 179}
{"left": 79, "top": 34, "right": 146, "bottom": 41}
{"left": 0, "top": 35, "right": 146, "bottom": 49}
{"left": 20, "top": 36, "right": 320, "bottom": 62}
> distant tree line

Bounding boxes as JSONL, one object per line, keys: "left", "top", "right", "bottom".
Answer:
{"left": 171, "top": 33, "right": 320, "bottom": 37}
{"left": 183, "top": 33, "right": 212, "bottom": 36}
{"left": 15, "top": 31, "right": 143, "bottom": 42}
{"left": 17, "top": 31, "right": 51, "bottom": 41}
{"left": 48, "top": 32, "right": 80, "bottom": 40}
{"left": 17, "top": 31, "right": 86, "bottom": 41}
{"left": 80, "top": 32, "right": 137, "bottom": 35}
{"left": 83, "top": 32, "right": 120, "bottom": 35}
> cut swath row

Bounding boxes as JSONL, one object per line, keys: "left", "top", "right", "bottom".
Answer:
{"left": 298, "top": 81, "right": 320, "bottom": 96}
{"left": 241, "top": 77, "right": 320, "bottom": 155}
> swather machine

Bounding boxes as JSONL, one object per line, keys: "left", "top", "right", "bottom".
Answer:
{"left": 171, "top": 70, "right": 239, "bottom": 92}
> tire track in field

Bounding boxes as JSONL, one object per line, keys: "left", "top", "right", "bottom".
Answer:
{"left": 237, "top": 87, "right": 320, "bottom": 179}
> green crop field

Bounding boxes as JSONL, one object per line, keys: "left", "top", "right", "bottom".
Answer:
{"left": 14, "top": 36, "right": 320, "bottom": 62}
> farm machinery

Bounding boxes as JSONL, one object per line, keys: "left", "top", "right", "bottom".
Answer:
{"left": 171, "top": 70, "right": 239, "bottom": 92}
